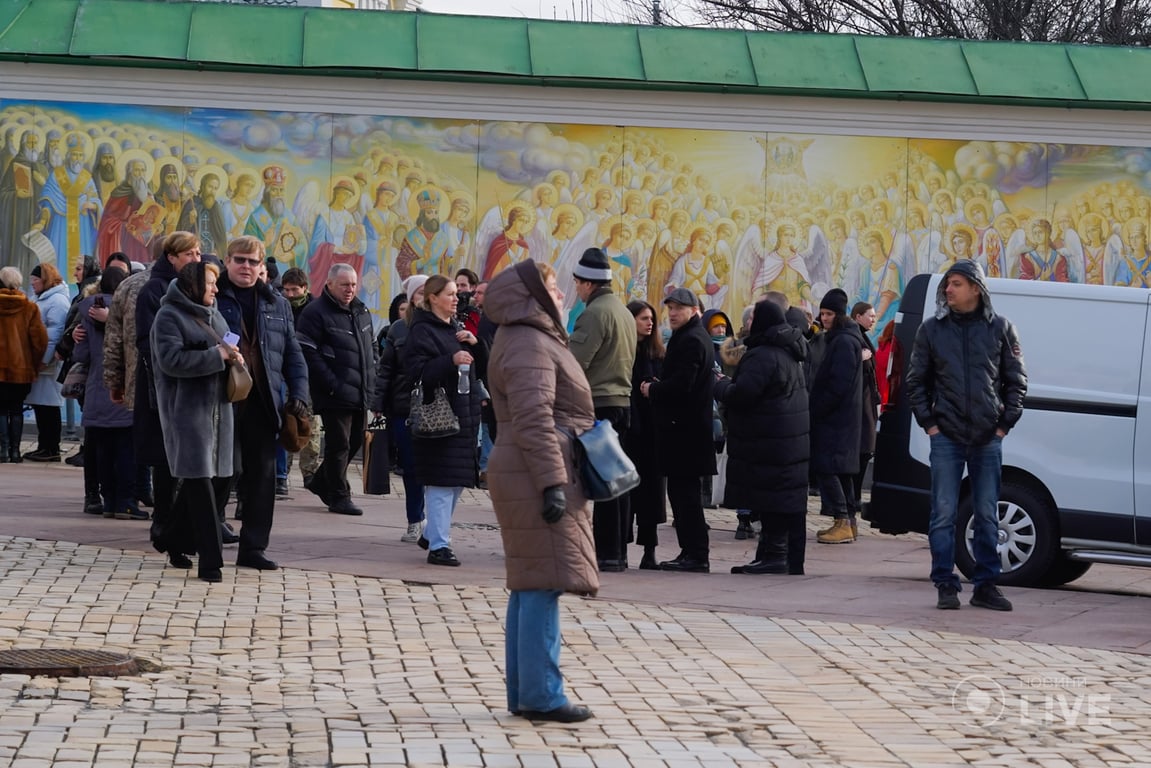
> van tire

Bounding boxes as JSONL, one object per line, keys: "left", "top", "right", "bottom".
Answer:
{"left": 1041, "top": 555, "right": 1093, "bottom": 587}
{"left": 955, "top": 482, "right": 1058, "bottom": 587}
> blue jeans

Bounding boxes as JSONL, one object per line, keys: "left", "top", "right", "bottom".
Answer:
{"left": 424, "top": 485, "right": 461, "bottom": 551}
{"left": 478, "top": 421, "right": 493, "bottom": 473}
{"left": 391, "top": 415, "right": 425, "bottom": 524}
{"left": 275, "top": 445, "right": 288, "bottom": 482}
{"left": 506, "top": 589, "right": 566, "bottom": 713}
{"left": 928, "top": 432, "right": 1003, "bottom": 589}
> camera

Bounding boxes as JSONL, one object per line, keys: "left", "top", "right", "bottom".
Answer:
{"left": 456, "top": 291, "right": 474, "bottom": 319}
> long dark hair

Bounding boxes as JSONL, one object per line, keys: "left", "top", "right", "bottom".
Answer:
{"left": 627, "top": 300, "right": 664, "bottom": 360}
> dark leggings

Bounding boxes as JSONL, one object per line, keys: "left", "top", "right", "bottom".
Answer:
{"left": 31, "top": 404, "right": 61, "bottom": 454}
{"left": 0, "top": 383, "right": 31, "bottom": 459}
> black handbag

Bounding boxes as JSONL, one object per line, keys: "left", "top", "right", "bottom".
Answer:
{"left": 566, "top": 420, "right": 641, "bottom": 502}
{"left": 408, "top": 380, "right": 461, "bottom": 439}
{"left": 362, "top": 416, "right": 391, "bottom": 495}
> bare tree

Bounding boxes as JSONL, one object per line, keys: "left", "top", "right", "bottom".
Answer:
{"left": 608, "top": 0, "right": 1151, "bottom": 45}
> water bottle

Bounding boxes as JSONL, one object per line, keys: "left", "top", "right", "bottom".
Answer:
{"left": 458, "top": 363, "right": 471, "bottom": 395}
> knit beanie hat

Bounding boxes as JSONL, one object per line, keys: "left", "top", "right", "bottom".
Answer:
{"left": 819, "top": 288, "right": 849, "bottom": 316}
{"left": 573, "top": 248, "right": 612, "bottom": 283}
{"left": 402, "top": 274, "right": 429, "bottom": 302}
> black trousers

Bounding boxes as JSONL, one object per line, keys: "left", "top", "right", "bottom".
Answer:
{"left": 668, "top": 473, "right": 709, "bottom": 561}
{"left": 315, "top": 408, "right": 365, "bottom": 505}
{"left": 178, "top": 477, "right": 224, "bottom": 572}
{"left": 818, "top": 472, "right": 857, "bottom": 519}
{"left": 592, "top": 406, "right": 631, "bottom": 565}
{"left": 854, "top": 452, "right": 873, "bottom": 509}
{"left": 31, "top": 404, "right": 61, "bottom": 454}
{"left": 235, "top": 399, "right": 279, "bottom": 557}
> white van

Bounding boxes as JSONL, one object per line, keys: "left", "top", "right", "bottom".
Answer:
{"left": 866, "top": 273, "right": 1151, "bottom": 587}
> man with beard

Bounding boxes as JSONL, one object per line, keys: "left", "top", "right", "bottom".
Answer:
{"left": 244, "top": 165, "right": 304, "bottom": 270}
{"left": 31, "top": 133, "right": 101, "bottom": 278}
{"left": 91, "top": 143, "right": 117, "bottom": 205}
{"left": 154, "top": 163, "right": 194, "bottom": 238}
{"left": 0, "top": 129, "right": 48, "bottom": 277}
{"left": 396, "top": 187, "right": 450, "bottom": 280}
{"left": 307, "top": 178, "right": 365, "bottom": 295}
{"left": 97, "top": 158, "right": 159, "bottom": 264}
{"left": 44, "top": 129, "right": 63, "bottom": 171}
{"left": 192, "top": 172, "right": 227, "bottom": 257}
{"left": 0, "top": 127, "right": 20, "bottom": 177}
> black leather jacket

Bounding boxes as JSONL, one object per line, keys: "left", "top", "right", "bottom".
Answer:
{"left": 906, "top": 308, "right": 1027, "bottom": 446}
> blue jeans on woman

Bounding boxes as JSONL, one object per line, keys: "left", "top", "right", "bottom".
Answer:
{"left": 424, "top": 485, "right": 461, "bottom": 551}
{"left": 391, "top": 415, "right": 425, "bottom": 525}
{"left": 928, "top": 432, "right": 1003, "bottom": 590}
{"left": 506, "top": 589, "right": 567, "bottom": 713}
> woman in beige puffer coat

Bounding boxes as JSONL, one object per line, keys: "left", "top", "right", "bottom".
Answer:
{"left": 486, "top": 259, "right": 597, "bottom": 724}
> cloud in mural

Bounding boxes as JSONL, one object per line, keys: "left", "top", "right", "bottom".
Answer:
{"left": 1119, "top": 148, "right": 1151, "bottom": 185}
{"left": 455, "top": 122, "right": 592, "bottom": 185}
{"left": 954, "top": 141, "right": 1093, "bottom": 194}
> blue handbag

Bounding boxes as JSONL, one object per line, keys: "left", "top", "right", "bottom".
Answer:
{"left": 567, "top": 419, "right": 641, "bottom": 502}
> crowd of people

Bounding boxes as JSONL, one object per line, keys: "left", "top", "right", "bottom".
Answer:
{"left": 0, "top": 233, "right": 1027, "bottom": 723}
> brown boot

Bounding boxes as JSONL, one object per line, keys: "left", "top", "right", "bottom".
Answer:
{"left": 817, "top": 518, "right": 855, "bottom": 544}
{"left": 816, "top": 519, "right": 837, "bottom": 537}
{"left": 850, "top": 516, "right": 859, "bottom": 539}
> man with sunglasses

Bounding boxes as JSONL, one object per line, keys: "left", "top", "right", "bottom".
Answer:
{"left": 214, "top": 235, "right": 311, "bottom": 571}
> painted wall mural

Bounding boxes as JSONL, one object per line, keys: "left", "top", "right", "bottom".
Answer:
{"left": 3, "top": 99, "right": 1151, "bottom": 332}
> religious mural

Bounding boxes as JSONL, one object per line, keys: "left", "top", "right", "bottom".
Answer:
{"left": 3, "top": 99, "right": 1151, "bottom": 331}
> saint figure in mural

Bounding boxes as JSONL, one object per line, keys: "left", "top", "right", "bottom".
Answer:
{"left": 1115, "top": 219, "right": 1151, "bottom": 288}
{"left": 482, "top": 203, "right": 533, "bottom": 281}
{"left": 0, "top": 129, "right": 47, "bottom": 277}
{"left": 306, "top": 177, "right": 366, "bottom": 295}
{"left": 32, "top": 133, "right": 101, "bottom": 278}
{"left": 1079, "top": 212, "right": 1122, "bottom": 286}
{"left": 91, "top": 142, "right": 118, "bottom": 205}
{"left": 397, "top": 186, "right": 450, "bottom": 280}
{"left": 224, "top": 172, "right": 259, "bottom": 242}
{"left": 1018, "top": 218, "right": 1072, "bottom": 282}
{"left": 244, "top": 165, "right": 305, "bottom": 269}
{"left": 191, "top": 170, "right": 228, "bottom": 257}
{"left": 96, "top": 151, "right": 160, "bottom": 264}
{"left": 153, "top": 162, "right": 194, "bottom": 239}
{"left": 363, "top": 180, "right": 402, "bottom": 311}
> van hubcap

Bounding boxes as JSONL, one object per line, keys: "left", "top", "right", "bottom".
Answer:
{"left": 965, "top": 500, "right": 1037, "bottom": 574}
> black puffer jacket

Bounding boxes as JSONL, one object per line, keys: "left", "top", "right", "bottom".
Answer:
{"left": 403, "top": 308, "right": 484, "bottom": 488}
{"left": 370, "top": 317, "right": 414, "bottom": 417}
{"left": 906, "top": 260, "right": 1027, "bottom": 446}
{"left": 296, "top": 288, "right": 376, "bottom": 411}
{"left": 648, "top": 314, "right": 717, "bottom": 477}
{"left": 715, "top": 303, "right": 809, "bottom": 515}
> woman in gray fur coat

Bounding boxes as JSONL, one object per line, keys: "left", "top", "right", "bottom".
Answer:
{"left": 150, "top": 262, "right": 239, "bottom": 583}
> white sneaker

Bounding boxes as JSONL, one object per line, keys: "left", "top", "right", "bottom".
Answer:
{"left": 401, "top": 523, "right": 422, "bottom": 543}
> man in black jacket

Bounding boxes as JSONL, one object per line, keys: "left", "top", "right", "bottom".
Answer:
{"left": 906, "top": 259, "right": 1027, "bottom": 612}
{"left": 641, "top": 288, "right": 716, "bottom": 572}
{"left": 215, "top": 236, "right": 311, "bottom": 570}
{"left": 296, "top": 263, "right": 376, "bottom": 516}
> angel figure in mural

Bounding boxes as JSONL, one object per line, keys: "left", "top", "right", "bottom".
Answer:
{"left": 223, "top": 171, "right": 260, "bottom": 243}
{"left": 666, "top": 226, "right": 727, "bottom": 312}
{"left": 1114, "top": 218, "right": 1151, "bottom": 287}
{"left": 1078, "top": 212, "right": 1123, "bottom": 285}
{"left": 646, "top": 207, "right": 691, "bottom": 301}
{"left": 826, "top": 214, "right": 858, "bottom": 298}
{"left": 480, "top": 202, "right": 534, "bottom": 282}
{"left": 548, "top": 204, "right": 586, "bottom": 309}
{"left": 934, "top": 223, "right": 979, "bottom": 275}
{"left": 600, "top": 217, "right": 645, "bottom": 303}
{"left": 1017, "top": 218, "right": 1073, "bottom": 283}
{"left": 854, "top": 226, "right": 903, "bottom": 339}
{"left": 97, "top": 150, "right": 162, "bottom": 264}
{"left": 363, "top": 179, "right": 404, "bottom": 313}
{"left": 297, "top": 176, "right": 366, "bottom": 294}
{"left": 734, "top": 219, "right": 828, "bottom": 312}
{"left": 987, "top": 213, "right": 1023, "bottom": 279}
{"left": 244, "top": 165, "right": 306, "bottom": 270}
{"left": 396, "top": 185, "right": 451, "bottom": 280}
{"left": 713, "top": 218, "right": 736, "bottom": 285}
{"left": 441, "top": 195, "right": 473, "bottom": 276}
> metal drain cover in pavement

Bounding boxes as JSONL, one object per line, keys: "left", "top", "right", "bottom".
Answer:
{"left": 0, "top": 648, "right": 138, "bottom": 677}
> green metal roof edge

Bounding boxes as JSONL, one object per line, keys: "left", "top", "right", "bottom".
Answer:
{"left": 4, "top": 0, "right": 1151, "bottom": 112}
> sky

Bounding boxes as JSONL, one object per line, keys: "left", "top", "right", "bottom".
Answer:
{"left": 419, "top": 0, "right": 656, "bottom": 24}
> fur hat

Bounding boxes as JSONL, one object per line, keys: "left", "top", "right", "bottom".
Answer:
{"left": 573, "top": 247, "right": 613, "bottom": 283}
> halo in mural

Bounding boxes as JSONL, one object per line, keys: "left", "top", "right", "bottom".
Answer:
{"left": 115, "top": 148, "right": 155, "bottom": 188}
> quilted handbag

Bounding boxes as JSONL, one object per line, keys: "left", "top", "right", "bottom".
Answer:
{"left": 568, "top": 419, "right": 641, "bottom": 502}
{"left": 408, "top": 380, "right": 461, "bottom": 439}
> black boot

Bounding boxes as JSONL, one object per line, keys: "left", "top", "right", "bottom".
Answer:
{"left": 731, "top": 518, "right": 789, "bottom": 574}
{"left": 0, "top": 413, "right": 8, "bottom": 463}
{"left": 787, "top": 512, "right": 807, "bottom": 575}
{"left": 7, "top": 411, "right": 24, "bottom": 462}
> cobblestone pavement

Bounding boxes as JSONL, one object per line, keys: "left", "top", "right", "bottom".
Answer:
{"left": 1, "top": 535, "right": 1150, "bottom": 768}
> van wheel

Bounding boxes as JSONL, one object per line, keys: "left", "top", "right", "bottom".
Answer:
{"left": 955, "top": 482, "right": 1057, "bottom": 587}
{"left": 1041, "top": 555, "right": 1093, "bottom": 587}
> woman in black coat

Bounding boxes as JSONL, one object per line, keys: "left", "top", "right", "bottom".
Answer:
{"left": 625, "top": 300, "right": 666, "bottom": 570}
{"left": 809, "top": 290, "right": 863, "bottom": 545}
{"left": 403, "top": 274, "right": 484, "bottom": 567}
{"left": 715, "top": 300, "right": 810, "bottom": 574}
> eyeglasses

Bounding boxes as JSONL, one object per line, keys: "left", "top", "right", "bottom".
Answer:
{"left": 231, "top": 255, "right": 261, "bottom": 266}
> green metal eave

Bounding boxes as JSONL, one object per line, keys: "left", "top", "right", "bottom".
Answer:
{"left": 3, "top": 0, "right": 1151, "bottom": 112}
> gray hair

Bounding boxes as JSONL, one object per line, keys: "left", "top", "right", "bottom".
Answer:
{"left": 326, "top": 263, "right": 357, "bottom": 283}
{"left": 0, "top": 266, "right": 23, "bottom": 290}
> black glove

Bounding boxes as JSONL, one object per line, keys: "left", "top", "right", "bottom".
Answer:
{"left": 285, "top": 398, "right": 311, "bottom": 420}
{"left": 542, "top": 485, "right": 565, "bottom": 524}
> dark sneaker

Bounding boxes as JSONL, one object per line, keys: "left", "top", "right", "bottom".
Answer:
{"left": 734, "top": 518, "right": 753, "bottom": 540}
{"left": 328, "top": 498, "right": 364, "bottom": 516}
{"left": 25, "top": 450, "right": 61, "bottom": 462}
{"left": 65, "top": 451, "right": 84, "bottom": 467}
{"left": 275, "top": 478, "right": 290, "bottom": 498}
{"left": 83, "top": 493, "right": 104, "bottom": 515}
{"left": 936, "top": 584, "right": 961, "bottom": 610}
{"left": 970, "top": 584, "right": 1013, "bottom": 611}
{"left": 220, "top": 522, "right": 240, "bottom": 544}
{"left": 427, "top": 547, "right": 460, "bottom": 567}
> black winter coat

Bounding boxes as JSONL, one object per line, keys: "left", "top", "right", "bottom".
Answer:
{"left": 133, "top": 255, "right": 182, "bottom": 460}
{"left": 626, "top": 348, "right": 666, "bottom": 527}
{"left": 809, "top": 321, "right": 863, "bottom": 474}
{"left": 906, "top": 310, "right": 1027, "bottom": 446}
{"left": 403, "top": 308, "right": 483, "bottom": 488}
{"left": 860, "top": 332, "right": 880, "bottom": 455}
{"left": 369, "top": 317, "right": 414, "bottom": 418}
{"left": 648, "top": 314, "right": 717, "bottom": 477}
{"left": 295, "top": 288, "right": 376, "bottom": 411}
{"left": 715, "top": 324, "right": 810, "bottom": 515}
{"left": 214, "top": 273, "right": 311, "bottom": 428}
